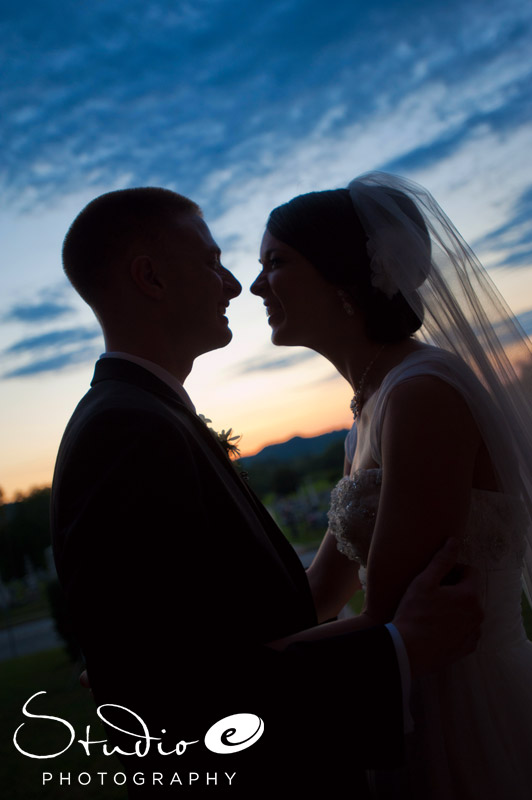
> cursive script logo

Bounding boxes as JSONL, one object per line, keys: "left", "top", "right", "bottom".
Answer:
{"left": 13, "top": 692, "right": 264, "bottom": 760}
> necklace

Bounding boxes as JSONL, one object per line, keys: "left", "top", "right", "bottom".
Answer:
{"left": 350, "top": 345, "right": 386, "bottom": 420}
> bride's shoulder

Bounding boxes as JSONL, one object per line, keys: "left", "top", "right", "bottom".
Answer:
{"left": 368, "top": 344, "right": 486, "bottom": 466}
{"left": 378, "top": 347, "right": 481, "bottom": 438}
{"left": 378, "top": 372, "right": 482, "bottom": 473}
{"left": 384, "top": 369, "right": 470, "bottom": 417}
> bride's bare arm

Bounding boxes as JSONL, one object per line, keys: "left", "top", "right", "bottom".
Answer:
{"left": 363, "top": 375, "right": 481, "bottom": 624}
{"left": 306, "top": 531, "right": 362, "bottom": 622}
{"left": 271, "top": 377, "right": 485, "bottom": 673}
{"left": 306, "top": 451, "right": 361, "bottom": 622}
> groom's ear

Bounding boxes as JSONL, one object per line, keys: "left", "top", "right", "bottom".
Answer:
{"left": 130, "top": 255, "right": 166, "bottom": 299}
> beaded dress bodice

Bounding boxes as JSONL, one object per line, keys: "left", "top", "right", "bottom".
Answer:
{"left": 328, "top": 469, "right": 526, "bottom": 575}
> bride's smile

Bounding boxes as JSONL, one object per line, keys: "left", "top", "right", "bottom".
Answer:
{"left": 251, "top": 229, "right": 350, "bottom": 350}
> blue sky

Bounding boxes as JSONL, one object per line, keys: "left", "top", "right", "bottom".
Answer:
{"left": 1, "top": 0, "right": 532, "bottom": 495}
{"left": 3, "top": 1, "right": 531, "bottom": 209}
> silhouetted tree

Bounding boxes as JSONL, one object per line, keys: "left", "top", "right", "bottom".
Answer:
{"left": 0, "top": 487, "right": 51, "bottom": 581}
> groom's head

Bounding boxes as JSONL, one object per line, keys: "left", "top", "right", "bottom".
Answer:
{"left": 62, "top": 187, "right": 241, "bottom": 364}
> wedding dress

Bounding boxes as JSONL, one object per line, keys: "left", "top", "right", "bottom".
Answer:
{"left": 329, "top": 346, "right": 532, "bottom": 799}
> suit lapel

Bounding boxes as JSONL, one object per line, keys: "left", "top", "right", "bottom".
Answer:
{"left": 90, "top": 358, "right": 314, "bottom": 607}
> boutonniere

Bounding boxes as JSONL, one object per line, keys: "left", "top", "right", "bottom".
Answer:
{"left": 198, "top": 414, "right": 242, "bottom": 460}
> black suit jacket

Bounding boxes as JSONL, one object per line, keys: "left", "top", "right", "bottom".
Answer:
{"left": 51, "top": 358, "right": 403, "bottom": 796}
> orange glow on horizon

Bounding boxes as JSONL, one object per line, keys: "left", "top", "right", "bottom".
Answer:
{"left": 0, "top": 420, "right": 352, "bottom": 502}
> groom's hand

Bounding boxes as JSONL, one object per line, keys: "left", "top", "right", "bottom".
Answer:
{"left": 392, "top": 537, "right": 483, "bottom": 676}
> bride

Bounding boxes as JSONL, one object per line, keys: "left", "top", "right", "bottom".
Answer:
{"left": 250, "top": 172, "right": 532, "bottom": 798}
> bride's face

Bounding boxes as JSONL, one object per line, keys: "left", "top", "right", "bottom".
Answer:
{"left": 250, "top": 230, "right": 342, "bottom": 347}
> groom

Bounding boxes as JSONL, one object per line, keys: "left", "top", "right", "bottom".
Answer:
{"left": 51, "top": 187, "right": 481, "bottom": 797}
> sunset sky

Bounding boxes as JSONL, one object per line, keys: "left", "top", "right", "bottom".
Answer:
{"left": 1, "top": 0, "right": 532, "bottom": 499}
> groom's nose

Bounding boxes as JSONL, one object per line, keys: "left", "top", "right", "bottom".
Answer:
{"left": 221, "top": 266, "right": 242, "bottom": 299}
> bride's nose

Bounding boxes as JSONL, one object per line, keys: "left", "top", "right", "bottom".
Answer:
{"left": 250, "top": 270, "right": 266, "bottom": 296}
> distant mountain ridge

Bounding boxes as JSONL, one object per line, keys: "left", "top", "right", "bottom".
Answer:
{"left": 240, "top": 429, "right": 349, "bottom": 466}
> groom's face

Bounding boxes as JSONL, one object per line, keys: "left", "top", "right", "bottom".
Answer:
{"left": 158, "top": 213, "right": 242, "bottom": 356}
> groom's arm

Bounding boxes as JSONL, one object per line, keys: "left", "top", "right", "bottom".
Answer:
{"left": 270, "top": 538, "right": 481, "bottom": 675}
{"left": 54, "top": 405, "right": 406, "bottom": 782}
{"left": 252, "top": 623, "right": 404, "bottom": 771}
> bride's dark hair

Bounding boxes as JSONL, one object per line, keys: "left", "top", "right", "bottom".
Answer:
{"left": 266, "top": 187, "right": 429, "bottom": 343}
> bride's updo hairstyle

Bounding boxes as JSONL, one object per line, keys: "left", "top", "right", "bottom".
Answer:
{"left": 266, "top": 186, "right": 430, "bottom": 343}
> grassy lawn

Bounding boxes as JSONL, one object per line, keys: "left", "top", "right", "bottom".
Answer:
{"left": 0, "top": 594, "right": 51, "bottom": 631}
{"left": 0, "top": 649, "right": 124, "bottom": 799}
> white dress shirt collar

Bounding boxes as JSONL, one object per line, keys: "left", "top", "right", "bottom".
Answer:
{"left": 99, "top": 352, "right": 196, "bottom": 413}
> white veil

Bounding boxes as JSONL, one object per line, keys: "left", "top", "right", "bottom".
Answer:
{"left": 348, "top": 172, "right": 532, "bottom": 603}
